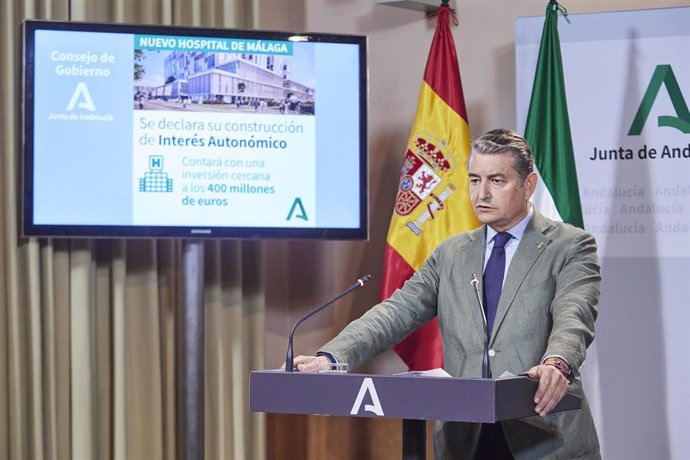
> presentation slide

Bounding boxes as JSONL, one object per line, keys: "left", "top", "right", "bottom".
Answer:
{"left": 28, "top": 25, "right": 365, "bottom": 235}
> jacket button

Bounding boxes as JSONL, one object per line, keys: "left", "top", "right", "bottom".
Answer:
{"left": 488, "top": 349, "right": 496, "bottom": 357}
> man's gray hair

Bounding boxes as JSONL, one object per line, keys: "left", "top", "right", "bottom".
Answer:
{"left": 471, "top": 128, "right": 535, "bottom": 182}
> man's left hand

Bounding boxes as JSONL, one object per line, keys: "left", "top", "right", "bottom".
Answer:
{"left": 526, "top": 364, "right": 569, "bottom": 417}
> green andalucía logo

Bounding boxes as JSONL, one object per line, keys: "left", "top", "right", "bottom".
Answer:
{"left": 628, "top": 64, "right": 690, "bottom": 135}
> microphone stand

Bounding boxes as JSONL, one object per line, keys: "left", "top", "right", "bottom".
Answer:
{"left": 285, "top": 275, "right": 371, "bottom": 372}
{"left": 471, "top": 274, "right": 491, "bottom": 379}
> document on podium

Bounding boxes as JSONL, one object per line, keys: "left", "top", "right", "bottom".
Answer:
{"left": 395, "top": 368, "right": 452, "bottom": 378}
{"left": 395, "top": 369, "right": 525, "bottom": 380}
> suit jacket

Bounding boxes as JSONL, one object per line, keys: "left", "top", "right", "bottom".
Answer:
{"left": 320, "top": 211, "right": 601, "bottom": 459}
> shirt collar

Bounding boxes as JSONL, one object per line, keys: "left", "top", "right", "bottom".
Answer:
{"left": 486, "top": 204, "right": 534, "bottom": 245}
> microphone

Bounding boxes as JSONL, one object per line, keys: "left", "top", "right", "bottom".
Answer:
{"left": 471, "top": 274, "right": 487, "bottom": 329}
{"left": 285, "top": 274, "right": 371, "bottom": 372}
{"left": 471, "top": 274, "right": 491, "bottom": 379}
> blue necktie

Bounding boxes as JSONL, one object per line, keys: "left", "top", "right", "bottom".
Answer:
{"left": 483, "top": 232, "right": 512, "bottom": 336}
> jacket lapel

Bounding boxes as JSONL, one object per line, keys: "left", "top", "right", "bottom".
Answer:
{"left": 456, "top": 226, "right": 488, "bottom": 332}
{"left": 489, "top": 212, "right": 553, "bottom": 344}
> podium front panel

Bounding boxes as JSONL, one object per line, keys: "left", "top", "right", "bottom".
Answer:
{"left": 252, "top": 371, "right": 497, "bottom": 423}
{"left": 251, "top": 371, "right": 581, "bottom": 423}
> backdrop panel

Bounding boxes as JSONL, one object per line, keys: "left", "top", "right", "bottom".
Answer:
{"left": 517, "top": 7, "right": 690, "bottom": 460}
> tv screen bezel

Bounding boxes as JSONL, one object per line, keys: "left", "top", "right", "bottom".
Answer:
{"left": 23, "top": 20, "right": 368, "bottom": 240}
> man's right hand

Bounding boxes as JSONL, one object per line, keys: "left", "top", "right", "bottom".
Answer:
{"left": 282, "top": 355, "right": 330, "bottom": 372}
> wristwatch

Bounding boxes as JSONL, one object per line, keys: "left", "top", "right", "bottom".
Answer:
{"left": 543, "top": 356, "right": 570, "bottom": 379}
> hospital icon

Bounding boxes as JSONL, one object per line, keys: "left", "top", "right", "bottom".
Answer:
{"left": 139, "top": 155, "right": 173, "bottom": 192}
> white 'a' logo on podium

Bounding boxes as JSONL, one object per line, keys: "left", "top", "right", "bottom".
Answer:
{"left": 350, "top": 378, "right": 384, "bottom": 416}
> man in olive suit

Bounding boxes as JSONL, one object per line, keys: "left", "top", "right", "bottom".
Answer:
{"left": 294, "top": 129, "right": 601, "bottom": 459}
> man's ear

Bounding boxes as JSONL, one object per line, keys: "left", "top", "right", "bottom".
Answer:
{"left": 524, "top": 171, "right": 538, "bottom": 199}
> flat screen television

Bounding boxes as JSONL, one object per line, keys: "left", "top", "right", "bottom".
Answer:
{"left": 23, "top": 20, "right": 367, "bottom": 239}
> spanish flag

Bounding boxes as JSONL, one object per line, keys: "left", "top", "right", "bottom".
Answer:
{"left": 381, "top": 5, "right": 480, "bottom": 370}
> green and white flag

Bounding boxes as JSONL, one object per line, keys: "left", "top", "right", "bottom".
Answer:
{"left": 524, "top": 1, "right": 583, "bottom": 228}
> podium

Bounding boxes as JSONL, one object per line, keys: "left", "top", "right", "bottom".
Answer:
{"left": 250, "top": 370, "right": 582, "bottom": 459}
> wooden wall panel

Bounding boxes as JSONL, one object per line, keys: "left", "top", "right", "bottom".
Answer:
{"left": 267, "top": 414, "right": 433, "bottom": 460}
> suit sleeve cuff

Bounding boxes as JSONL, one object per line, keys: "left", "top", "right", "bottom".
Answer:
{"left": 316, "top": 351, "right": 338, "bottom": 364}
